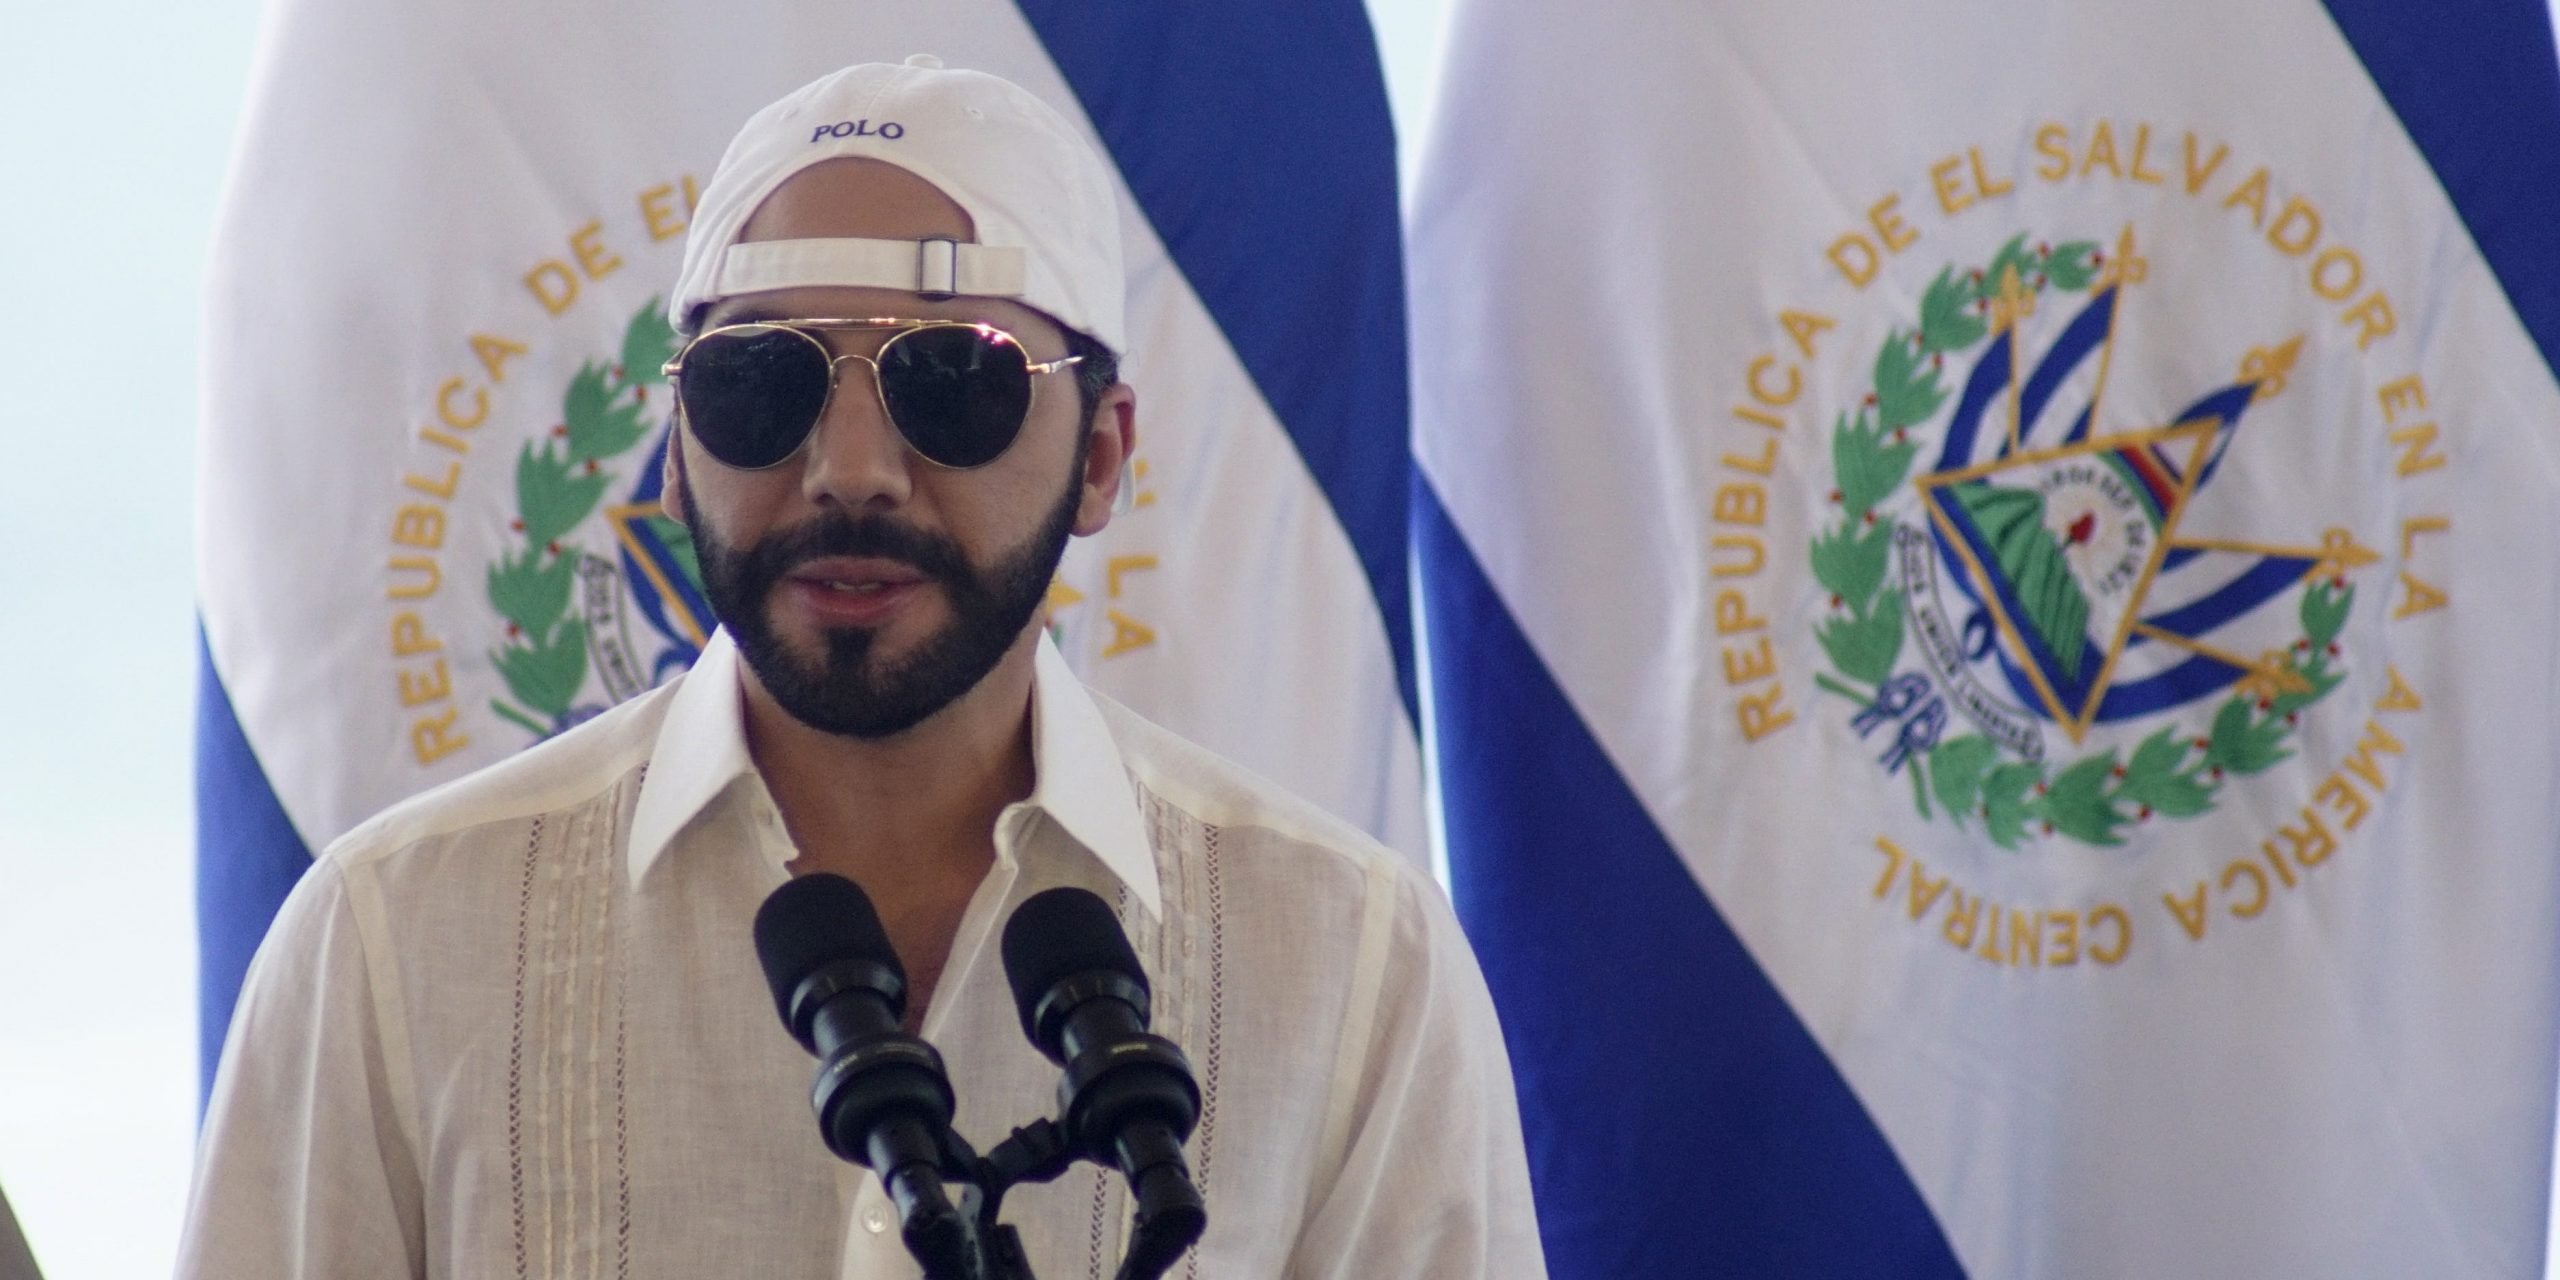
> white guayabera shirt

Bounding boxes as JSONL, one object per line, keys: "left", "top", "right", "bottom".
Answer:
{"left": 179, "top": 630, "right": 1543, "bottom": 1279}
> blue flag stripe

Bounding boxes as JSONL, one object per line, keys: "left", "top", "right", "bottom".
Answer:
{"left": 1417, "top": 479, "right": 1968, "bottom": 1278}
{"left": 2322, "top": 0, "right": 2560, "bottom": 375}
{"left": 194, "top": 625, "right": 314, "bottom": 1102}
{"left": 1012, "top": 0, "right": 1418, "bottom": 719}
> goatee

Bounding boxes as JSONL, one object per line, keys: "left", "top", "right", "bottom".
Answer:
{"left": 679, "top": 459, "right": 1081, "bottom": 739}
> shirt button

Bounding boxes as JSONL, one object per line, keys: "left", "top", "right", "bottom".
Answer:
{"left": 861, "top": 1202, "right": 891, "bottom": 1235}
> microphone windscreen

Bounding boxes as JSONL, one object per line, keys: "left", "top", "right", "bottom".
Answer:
{"left": 753, "top": 873, "right": 901, "bottom": 1027}
{"left": 1000, "top": 887, "right": 1146, "bottom": 1042}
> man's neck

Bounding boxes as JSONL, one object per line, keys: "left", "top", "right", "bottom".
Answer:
{"left": 738, "top": 627, "right": 1041, "bottom": 888}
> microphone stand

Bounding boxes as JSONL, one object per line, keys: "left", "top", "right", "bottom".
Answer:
{"left": 889, "top": 1119, "right": 1070, "bottom": 1280}
{"left": 900, "top": 1115, "right": 1197, "bottom": 1280}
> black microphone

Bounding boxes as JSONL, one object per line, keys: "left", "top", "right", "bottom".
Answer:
{"left": 1001, "top": 888, "right": 1206, "bottom": 1279}
{"left": 754, "top": 874, "right": 977, "bottom": 1279}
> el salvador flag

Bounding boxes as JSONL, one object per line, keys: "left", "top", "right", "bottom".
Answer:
{"left": 1413, "top": 0, "right": 2560, "bottom": 1275}
{"left": 197, "top": 0, "right": 1421, "bottom": 1096}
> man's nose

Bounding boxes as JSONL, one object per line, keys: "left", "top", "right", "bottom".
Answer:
{"left": 800, "top": 354, "right": 914, "bottom": 512}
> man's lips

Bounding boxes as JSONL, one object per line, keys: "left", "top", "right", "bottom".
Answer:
{"left": 777, "top": 557, "right": 934, "bottom": 626}
{"left": 785, "top": 556, "right": 928, "bottom": 592}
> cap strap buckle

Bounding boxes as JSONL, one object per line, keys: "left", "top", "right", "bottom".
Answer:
{"left": 715, "top": 237, "right": 1028, "bottom": 301}
{"left": 916, "top": 238, "right": 959, "bottom": 297}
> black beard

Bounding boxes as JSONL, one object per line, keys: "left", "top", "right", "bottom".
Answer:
{"left": 679, "top": 460, "right": 1082, "bottom": 740}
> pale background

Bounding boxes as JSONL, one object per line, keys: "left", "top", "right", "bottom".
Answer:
{"left": 0, "top": 2, "right": 1446, "bottom": 1276}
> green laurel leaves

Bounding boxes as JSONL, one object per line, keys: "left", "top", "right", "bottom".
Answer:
{"left": 1919, "top": 584, "right": 2356, "bottom": 850}
{"left": 487, "top": 546, "right": 576, "bottom": 643}
{"left": 2202, "top": 700, "right": 2288, "bottom": 777}
{"left": 490, "top": 618, "right": 590, "bottom": 730}
{"left": 1872, "top": 331, "right": 1950, "bottom": 431}
{"left": 1914, "top": 234, "right": 2102, "bottom": 356}
{"left": 1817, "top": 234, "right": 2106, "bottom": 711}
{"left": 1925, "top": 735, "right": 2002, "bottom": 824}
{"left": 1816, "top": 588, "right": 1907, "bottom": 688}
{"left": 619, "top": 306, "right": 678, "bottom": 397}
{"left": 2116, "top": 726, "right": 2216, "bottom": 819}
{"left": 565, "top": 364, "right": 650, "bottom": 460}
{"left": 2044, "top": 242, "right": 2102, "bottom": 291}
{"left": 1832, "top": 407, "right": 1919, "bottom": 520}
{"left": 1814, "top": 408, "right": 1914, "bottom": 686}
{"left": 2299, "top": 575, "right": 2352, "bottom": 652}
{"left": 514, "top": 434, "right": 611, "bottom": 552}
{"left": 1978, "top": 762, "right": 2046, "bottom": 849}
{"left": 487, "top": 300, "right": 681, "bottom": 734}
{"left": 2041, "top": 753, "right": 2124, "bottom": 845}
{"left": 1919, "top": 268, "right": 1988, "bottom": 353}
{"left": 2195, "top": 578, "right": 2352, "bottom": 777}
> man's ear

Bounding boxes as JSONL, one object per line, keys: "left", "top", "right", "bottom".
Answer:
{"left": 1073, "top": 384, "right": 1138, "bottom": 536}
{"left": 661, "top": 435, "right": 689, "bottom": 525}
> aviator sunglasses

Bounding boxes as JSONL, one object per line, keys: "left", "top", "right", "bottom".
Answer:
{"left": 663, "top": 318, "right": 1085, "bottom": 471}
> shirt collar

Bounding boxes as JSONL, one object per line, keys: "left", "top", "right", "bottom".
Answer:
{"left": 625, "top": 628, "right": 1162, "bottom": 920}
{"left": 1022, "top": 630, "right": 1162, "bottom": 920}
{"left": 626, "top": 628, "right": 761, "bottom": 890}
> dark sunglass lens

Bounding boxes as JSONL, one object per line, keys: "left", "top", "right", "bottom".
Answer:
{"left": 878, "top": 326, "right": 1032, "bottom": 468}
{"left": 676, "top": 327, "right": 830, "bottom": 468}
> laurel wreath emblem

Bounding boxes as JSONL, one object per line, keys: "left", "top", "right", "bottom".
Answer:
{"left": 1810, "top": 234, "right": 2352, "bottom": 849}
{"left": 486, "top": 300, "right": 687, "bottom": 736}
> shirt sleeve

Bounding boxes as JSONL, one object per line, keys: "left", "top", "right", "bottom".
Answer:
{"left": 1288, "top": 866, "right": 1549, "bottom": 1279}
{"left": 176, "top": 854, "right": 427, "bottom": 1278}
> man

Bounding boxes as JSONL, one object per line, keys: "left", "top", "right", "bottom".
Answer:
{"left": 179, "top": 57, "right": 1543, "bottom": 1278}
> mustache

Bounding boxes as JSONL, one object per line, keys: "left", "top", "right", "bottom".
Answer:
{"left": 745, "top": 511, "right": 974, "bottom": 588}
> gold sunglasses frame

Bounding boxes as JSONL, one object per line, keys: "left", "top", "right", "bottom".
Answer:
{"left": 660, "top": 317, "right": 1085, "bottom": 471}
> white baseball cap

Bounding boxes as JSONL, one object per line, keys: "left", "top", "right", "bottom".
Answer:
{"left": 669, "top": 55, "right": 1127, "bottom": 352}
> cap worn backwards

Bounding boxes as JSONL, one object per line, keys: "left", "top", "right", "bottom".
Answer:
{"left": 669, "top": 55, "right": 1127, "bottom": 353}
